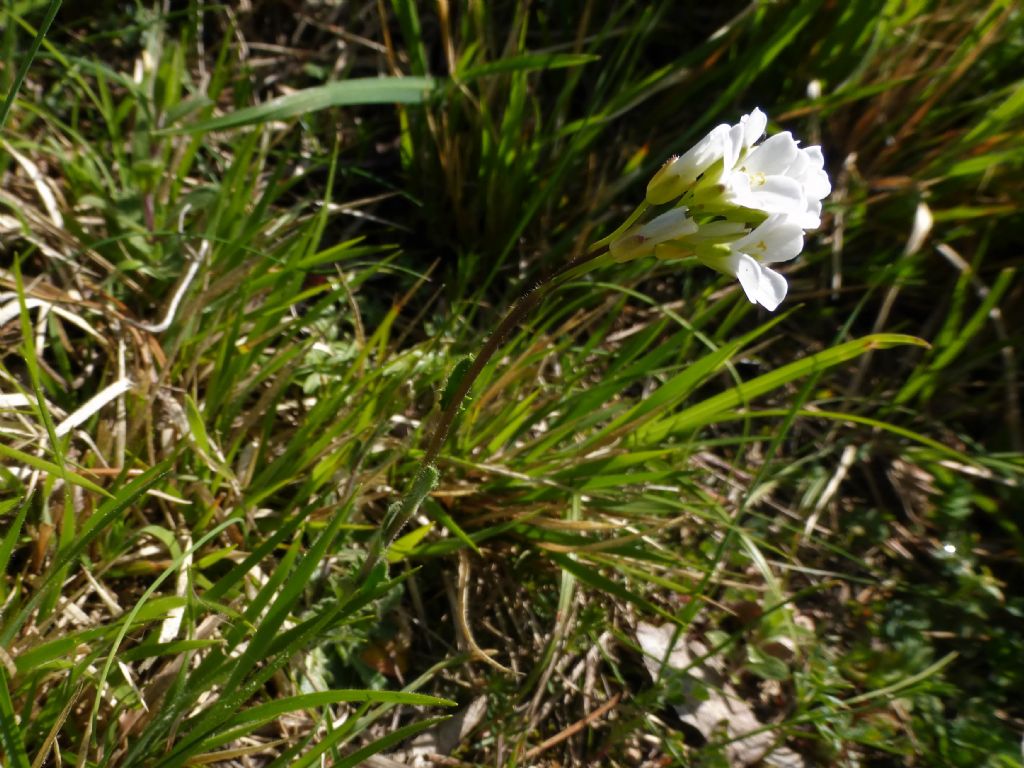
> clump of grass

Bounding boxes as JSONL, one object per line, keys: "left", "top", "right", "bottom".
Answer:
{"left": 2, "top": 1, "right": 1022, "bottom": 766}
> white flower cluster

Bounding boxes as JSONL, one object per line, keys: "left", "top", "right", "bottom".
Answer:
{"left": 610, "top": 108, "right": 830, "bottom": 311}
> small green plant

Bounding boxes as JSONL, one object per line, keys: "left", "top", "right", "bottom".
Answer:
{"left": 2, "top": 1, "right": 1022, "bottom": 766}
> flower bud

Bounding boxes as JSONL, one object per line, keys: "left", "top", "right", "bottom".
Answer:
{"left": 610, "top": 207, "right": 698, "bottom": 262}
{"left": 613, "top": 108, "right": 831, "bottom": 310}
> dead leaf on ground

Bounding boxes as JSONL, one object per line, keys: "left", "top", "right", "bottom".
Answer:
{"left": 635, "top": 621, "right": 805, "bottom": 768}
{"left": 387, "top": 694, "right": 489, "bottom": 766}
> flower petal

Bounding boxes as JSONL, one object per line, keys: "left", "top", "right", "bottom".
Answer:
{"left": 743, "top": 108, "right": 768, "bottom": 148}
{"left": 743, "top": 132, "right": 800, "bottom": 176}
{"left": 753, "top": 265, "right": 788, "bottom": 311}
{"left": 735, "top": 174, "right": 807, "bottom": 216}
{"left": 789, "top": 147, "right": 831, "bottom": 200}
{"left": 794, "top": 198, "right": 822, "bottom": 229}
{"left": 802, "top": 145, "right": 825, "bottom": 170}
{"left": 647, "top": 124, "right": 730, "bottom": 204}
{"left": 720, "top": 252, "right": 763, "bottom": 305}
{"left": 641, "top": 207, "right": 696, "bottom": 239}
{"left": 726, "top": 109, "right": 768, "bottom": 170}
{"left": 681, "top": 124, "right": 730, "bottom": 173}
{"left": 718, "top": 169, "right": 752, "bottom": 204}
{"left": 610, "top": 207, "right": 698, "bottom": 262}
{"left": 725, "top": 123, "right": 745, "bottom": 171}
{"left": 732, "top": 215, "right": 805, "bottom": 263}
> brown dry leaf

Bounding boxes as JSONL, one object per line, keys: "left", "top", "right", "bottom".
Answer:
{"left": 635, "top": 622, "right": 805, "bottom": 768}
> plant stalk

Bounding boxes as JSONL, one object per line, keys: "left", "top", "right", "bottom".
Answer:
{"left": 358, "top": 247, "right": 607, "bottom": 580}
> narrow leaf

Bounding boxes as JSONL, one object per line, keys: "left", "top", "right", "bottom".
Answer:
{"left": 637, "top": 334, "right": 927, "bottom": 444}
{"left": 169, "top": 77, "right": 436, "bottom": 134}
{"left": 0, "top": 668, "right": 30, "bottom": 768}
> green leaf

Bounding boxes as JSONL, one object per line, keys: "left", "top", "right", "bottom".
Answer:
{"left": 329, "top": 716, "right": 450, "bottom": 768}
{"left": 184, "top": 394, "right": 213, "bottom": 457}
{"left": 0, "top": 460, "right": 173, "bottom": 645}
{"left": 0, "top": 0, "right": 61, "bottom": 131}
{"left": 0, "top": 668, "right": 30, "bottom": 768}
{"left": 0, "top": 438, "right": 108, "bottom": 497}
{"left": 425, "top": 499, "right": 482, "bottom": 556}
{"left": 166, "top": 77, "right": 436, "bottom": 134}
{"left": 223, "top": 690, "right": 455, "bottom": 732}
{"left": 440, "top": 355, "right": 473, "bottom": 411}
{"left": 388, "top": 522, "right": 434, "bottom": 562}
{"left": 548, "top": 553, "right": 679, "bottom": 624}
{"left": 946, "top": 148, "right": 1023, "bottom": 179}
{"left": 897, "top": 268, "right": 1016, "bottom": 404}
{"left": 87, "top": 521, "right": 238, "bottom": 739}
{"left": 0, "top": 498, "right": 26, "bottom": 580}
{"left": 636, "top": 334, "right": 927, "bottom": 444}
{"left": 459, "top": 52, "right": 599, "bottom": 81}
{"left": 119, "top": 639, "right": 221, "bottom": 663}
{"left": 746, "top": 645, "right": 790, "bottom": 681}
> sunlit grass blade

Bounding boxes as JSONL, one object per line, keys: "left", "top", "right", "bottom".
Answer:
{"left": 166, "top": 76, "right": 437, "bottom": 133}
{"left": 637, "top": 334, "right": 928, "bottom": 445}
{"left": 316, "top": 716, "right": 449, "bottom": 768}
{"left": 220, "top": 690, "right": 454, "bottom": 734}
{"left": 0, "top": 459, "right": 173, "bottom": 645}
{"left": 0, "top": 443, "right": 108, "bottom": 496}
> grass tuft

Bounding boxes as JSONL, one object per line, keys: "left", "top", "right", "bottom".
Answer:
{"left": 1, "top": 1, "right": 1022, "bottom": 765}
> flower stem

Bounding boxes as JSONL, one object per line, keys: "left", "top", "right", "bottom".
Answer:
{"left": 356, "top": 463, "right": 440, "bottom": 583}
{"left": 357, "top": 247, "right": 608, "bottom": 582}
{"left": 422, "top": 247, "right": 606, "bottom": 465}
{"left": 587, "top": 201, "right": 648, "bottom": 253}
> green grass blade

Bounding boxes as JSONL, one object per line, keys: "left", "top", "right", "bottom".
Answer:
{"left": 459, "top": 52, "right": 599, "bottom": 81}
{"left": 86, "top": 519, "right": 239, "bottom": 741}
{"left": 548, "top": 552, "right": 678, "bottom": 624}
{"left": 636, "top": 334, "right": 928, "bottom": 444}
{"left": 328, "top": 716, "right": 450, "bottom": 768}
{"left": 221, "top": 690, "right": 454, "bottom": 734}
{"left": 0, "top": 498, "right": 28, "bottom": 581}
{"left": 0, "top": 667, "right": 30, "bottom": 768}
{"left": 0, "top": 443, "right": 108, "bottom": 496}
{"left": 0, "top": 459, "right": 173, "bottom": 645}
{"left": 0, "top": 0, "right": 61, "bottom": 130}
{"left": 166, "top": 76, "right": 437, "bottom": 134}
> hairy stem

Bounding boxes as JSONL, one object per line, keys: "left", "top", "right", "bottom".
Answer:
{"left": 358, "top": 247, "right": 607, "bottom": 581}
{"left": 422, "top": 247, "right": 605, "bottom": 465}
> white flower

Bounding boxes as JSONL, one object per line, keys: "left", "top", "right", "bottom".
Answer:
{"left": 784, "top": 144, "right": 831, "bottom": 228}
{"left": 720, "top": 133, "right": 806, "bottom": 215}
{"left": 646, "top": 124, "right": 730, "bottom": 205}
{"left": 647, "top": 109, "right": 768, "bottom": 206}
{"left": 609, "top": 207, "right": 698, "bottom": 262}
{"left": 718, "top": 132, "right": 831, "bottom": 228}
{"left": 723, "top": 107, "right": 770, "bottom": 171}
{"left": 695, "top": 215, "right": 804, "bottom": 311}
{"left": 611, "top": 107, "right": 831, "bottom": 311}
{"left": 647, "top": 107, "right": 831, "bottom": 230}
